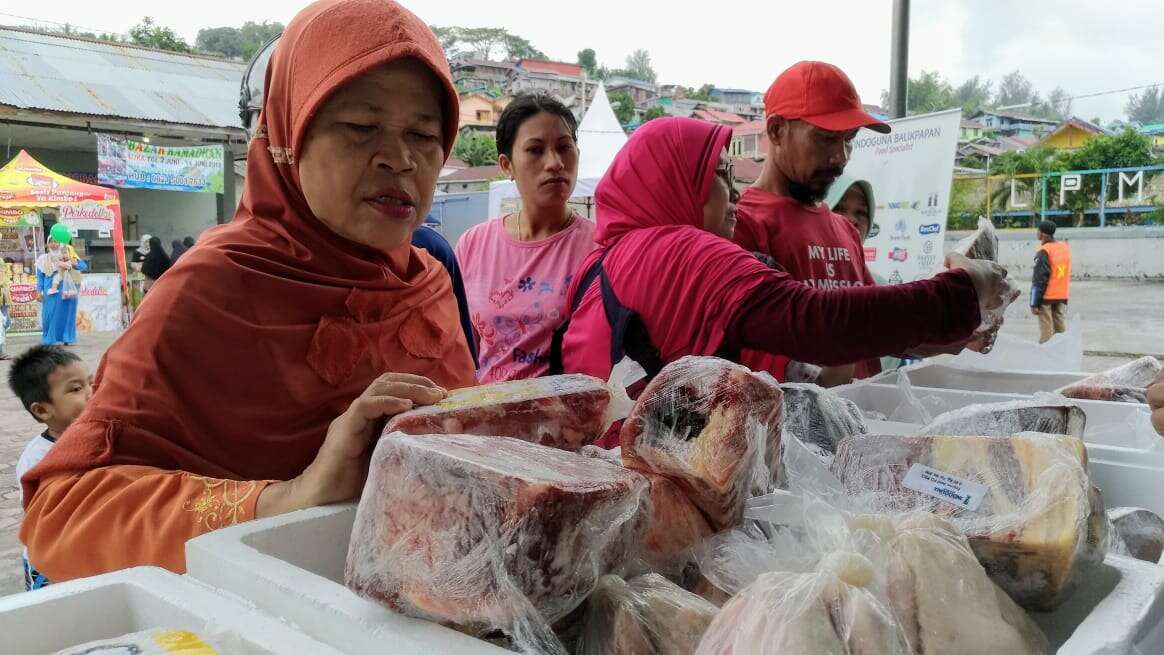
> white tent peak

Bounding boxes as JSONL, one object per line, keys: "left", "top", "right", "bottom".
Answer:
{"left": 576, "top": 84, "right": 628, "bottom": 181}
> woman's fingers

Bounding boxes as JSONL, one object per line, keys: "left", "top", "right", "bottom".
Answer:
{"left": 349, "top": 394, "right": 417, "bottom": 421}
{"left": 365, "top": 380, "right": 446, "bottom": 406}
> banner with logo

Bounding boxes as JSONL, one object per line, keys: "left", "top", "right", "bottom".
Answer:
{"left": 844, "top": 109, "right": 962, "bottom": 284}
{"left": 76, "top": 273, "right": 124, "bottom": 332}
{"left": 97, "top": 134, "right": 225, "bottom": 193}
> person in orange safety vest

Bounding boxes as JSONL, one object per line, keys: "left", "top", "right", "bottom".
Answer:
{"left": 1030, "top": 220, "right": 1071, "bottom": 343}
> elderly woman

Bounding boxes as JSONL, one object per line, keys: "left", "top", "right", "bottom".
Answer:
{"left": 20, "top": 0, "right": 475, "bottom": 581}
{"left": 559, "top": 118, "right": 1009, "bottom": 386}
{"left": 455, "top": 94, "right": 595, "bottom": 383}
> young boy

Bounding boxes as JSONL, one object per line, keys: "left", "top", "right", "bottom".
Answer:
{"left": 8, "top": 345, "right": 93, "bottom": 590}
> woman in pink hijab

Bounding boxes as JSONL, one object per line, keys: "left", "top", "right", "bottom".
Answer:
{"left": 559, "top": 117, "right": 1007, "bottom": 385}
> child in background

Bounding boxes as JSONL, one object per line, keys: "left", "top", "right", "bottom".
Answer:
{"left": 0, "top": 263, "right": 11, "bottom": 360}
{"left": 8, "top": 345, "right": 93, "bottom": 590}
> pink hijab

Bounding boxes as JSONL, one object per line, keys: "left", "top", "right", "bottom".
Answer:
{"left": 561, "top": 118, "right": 780, "bottom": 379}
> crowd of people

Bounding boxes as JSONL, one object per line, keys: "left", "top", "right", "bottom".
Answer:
{"left": 3, "top": 0, "right": 1159, "bottom": 592}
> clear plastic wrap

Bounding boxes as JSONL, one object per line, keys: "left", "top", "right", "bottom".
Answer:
{"left": 52, "top": 629, "right": 225, "bottom": 654}
{"left": 620, "top": 356, "right": 784, "bottom": 530}
{"left": 951, "top": 217, "right": 1022, "bottom": 354}
{"left": 578, "top": 574, "right": 718, "bottom": 655}
{"left": 1057, "top": 356, "right": 1163, "bottom": 404}
{"left": 696, "top": 503, "right": 1047, "bottom": 654}
{"left": 579, "top": 445, "right": 713, "bottom": 576}
{"left": 1107, "top": 507, "right": 1164, "bottom": 563}
{"left": 775, "top": 383, "right": 868, "bottom": 488}
{"left": 919, "top": 393, "right": 1086, "bottom": 438}
{"left": 384, "top": 371, "right": 634, "bottom": 450}
{"left": 345, "top": 433, "right": 650, "bottom": 655}
{"left": 831, "top": 432, "right": 1106, "bottom": 611}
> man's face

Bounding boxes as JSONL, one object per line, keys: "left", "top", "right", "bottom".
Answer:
{"left": 770, "top": 118, "right": 856, "bottom": 205}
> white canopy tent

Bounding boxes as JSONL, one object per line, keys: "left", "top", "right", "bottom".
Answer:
{"left": 487, "top": 84, "right": 628, "bottom": 218}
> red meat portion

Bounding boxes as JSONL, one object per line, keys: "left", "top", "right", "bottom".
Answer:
{"left": 385, "top": 374, "right": 613, "bottom": 450}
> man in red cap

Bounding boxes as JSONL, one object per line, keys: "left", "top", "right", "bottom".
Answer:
{"left": 734, "top": 61, "right": 891, "bottom": 382}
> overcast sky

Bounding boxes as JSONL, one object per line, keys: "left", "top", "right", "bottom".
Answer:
{"left": 4, "top": 0, "right": 1159, "bottom": 121}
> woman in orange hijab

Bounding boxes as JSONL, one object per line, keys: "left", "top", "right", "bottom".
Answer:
{"left": 20, "top": 0, "right": 476, "bottom": 582}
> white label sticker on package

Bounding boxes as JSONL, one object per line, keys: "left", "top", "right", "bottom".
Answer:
{"left": 902, "top": 463, "right": 987, "bottom": 511}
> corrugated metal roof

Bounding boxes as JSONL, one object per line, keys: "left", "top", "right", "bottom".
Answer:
{"left": 0, "top": 27, "right": 246, "bottom": 129}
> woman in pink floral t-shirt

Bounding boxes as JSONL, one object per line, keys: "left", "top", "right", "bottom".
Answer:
{"left": 456, "top": 95, "right": 597, "bottom": 382}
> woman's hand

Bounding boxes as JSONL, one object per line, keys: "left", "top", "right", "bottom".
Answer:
{"left": 945, "top": 253, "right": 1008, "bottom": 315}
{"left": 256, "top": 373, "right": 447, "bottom": 518}
{"left": 1149, "top": 369, "right": 1164, "bottom": 437}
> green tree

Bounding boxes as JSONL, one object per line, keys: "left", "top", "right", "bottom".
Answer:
{"left": 452, "top": 131, "right": 498, "bottom": 167}
{"left": 502, "top": 34, "right": 545, "bottom": 61}
{"left": 608, "top": 91, "right": 636, "bottom": 124}
{"left": 686, "top": 84, "right": 715, "bottom": 101}
{"left": 624, "top": 49, "right": 657, "bottom": 83}
{"left": 129, "top": 17, "right": 192, "bottom": 53}
{"left": 1126, "top": 87, "right": 1164, "bottom": 125}
{"left": 953, "top": 76, "right": 993, "bottom": 115}
{"left": 458, "top": 27, "right": 508, "bottom": 60}
{"left": 995, "top": 70, "right": 1037, "bottom": 108}
{"left": 577, "top": 49, "right": 598, "bottom": 77}
{"left": 643, "top": 106, "right": 667, "bottom": 123}
{"left": 430, "top": 26, "right": 460, "bottom": 55}
{"left": 239, "top": 21, "right": 284, "bottom": 61}
{"left": 196, "top": 27, "right": 244, "bottom": 58}
{"left": 879, "top": 71, "right": 954, "bottom": 115}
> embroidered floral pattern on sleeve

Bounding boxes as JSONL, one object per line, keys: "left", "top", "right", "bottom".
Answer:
{"left": 183, "top": 476, "right": 259, "bottom": 531}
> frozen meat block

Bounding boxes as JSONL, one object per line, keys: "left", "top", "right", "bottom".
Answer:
{"left": 53, "top": 629, "right": 222, "bottom": 654}
{"left": 346, "top": 433, "right": 649, "bottom": 649}
{"left": 950, "top": 217, "right": 1021, "bottom": 353}
{"left": 579, "top": 574, "right": 717, "bottom": 655}
{"left": 621, "top": 356, "right": 783, "bottom": 530}
{"left": 952, "top": 216, "right": 1000, "bottom": 261}
{"left": 780, "top": 383, "right": 868, "bottom": 454}
{"left": 384, "top": 374, "right": 616, "bottom": 449}
{"left": 1108, "top": 507, "right": 1164, "bottom": 563}
{"left": 919, "top": 396, "right": 1086, "bottom": 438}
{"left": 1057, "top": 356, "right": 1163, "bottom": 404}
{"left": 831, "top": 432, "right": 1105, "bottom": 610}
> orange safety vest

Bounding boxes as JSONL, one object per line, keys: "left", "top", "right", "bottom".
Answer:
{"left": 1040, "top": 240, "right": 1071, "bottom": 300}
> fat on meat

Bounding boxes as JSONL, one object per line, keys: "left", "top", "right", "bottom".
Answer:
{"left": 621, "top": 356, "right": 783, "bottom": 530}
{"left": 345, "top": 433, "right": 649, "bottom": 654}
{"left": 1057, "top": 356, "right": 1163, "bottom": 405}
{"left": 919, "top": 395, "right": 1086, "bottom": 438}
{"left": 384, "top": 374, "right": 618, "bottom": 449}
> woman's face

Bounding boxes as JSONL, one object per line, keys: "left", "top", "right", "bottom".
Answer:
{"left": 298, "top": 58, "right": 445, "bottom": 252}
{"left": 702, "top": 149, "right": 738, "bottom": 239}
{"left": 500, "top": 112, "right": 579, "bottom": 210}
{"left": 835, "top": 185, "right": 871, "bottom": 241}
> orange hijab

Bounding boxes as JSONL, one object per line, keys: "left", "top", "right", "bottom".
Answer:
{"left": 23, "top": 0, "right": 475, "bottom": 496}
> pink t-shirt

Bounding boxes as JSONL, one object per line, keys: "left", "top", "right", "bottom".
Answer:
{"left": 455, "top": 215, "right": 597, "bottom": 383}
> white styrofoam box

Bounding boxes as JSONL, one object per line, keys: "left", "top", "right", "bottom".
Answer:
{"left": 1035, "top": 554, "right": 1164, "bottom": 655}
{"left": 0, "top": 566, "right": 345, "bottom": 655}
{"left": 838, "top": 382, "right": 1161, "bottom": 452}
{"left": 185, "top": 503, "right": 508, "bottom": 655}
{"left": 872, "top": 359, "right": 1089, "bottom": 395}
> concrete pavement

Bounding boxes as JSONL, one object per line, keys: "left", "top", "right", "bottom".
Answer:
{"left": 0, "top": 280, "right": 1161, "bottom": 597}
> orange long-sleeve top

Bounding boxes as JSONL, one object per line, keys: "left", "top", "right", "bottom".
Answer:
{"left": 21, "top": 466, "right": 271, "bottom": 579}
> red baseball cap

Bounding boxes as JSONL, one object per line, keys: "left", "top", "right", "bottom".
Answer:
{"left": 764, "top": 61, "right": 891, "bottom": 134}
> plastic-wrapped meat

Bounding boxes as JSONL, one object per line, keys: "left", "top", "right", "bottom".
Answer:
{"left": 919, "top": 395, "right": 1086, "bottom": 438}
{"left": 952, "top": 217, "right": 1000, "bottom": 261}
{"left": 780, "top": 382, "right": 867, "bottom": 454}
{"left": 579, "top": 574, "right": 718, "bottom": 655}
{"left": 384, "top": 374, "right": 621, "bottom": 449}
{"left": 345, "top": 433, "right": 649, "bottom": 654}
{"left": 950, "top": 217, "right": 1021, "bottom": 354}
{"left": 1057, "top": 356, "right": 1163, "bottom": 405}
{"left": 695, "top": 510, "right": 1048, "bottom": 655}
{"left": 831, "top": 432, "right": 1106, "bottom": 611}
{"left": 620, "top": 356, "right": 784, "bottom": 530}
{"left": 1108, "top": 507, "right": 1164, "bottom": 563}
{"left": 578, "top": 445, "right": 713, "bottom": 574}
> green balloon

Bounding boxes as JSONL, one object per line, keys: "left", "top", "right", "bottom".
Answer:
{"left": 49, "top": 223, "right": 72, "bottom": 244}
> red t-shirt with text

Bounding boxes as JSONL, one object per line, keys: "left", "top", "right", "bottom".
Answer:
{"left": 734, "top": 187, "right": 880, "bottom": 379}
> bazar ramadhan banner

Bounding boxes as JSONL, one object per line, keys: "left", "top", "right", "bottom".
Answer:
{"left": 97, "top": 134, "right": 225, "bottom": 193}
{"left": 842, "top": 109, "right": 962, "bottom": 284}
